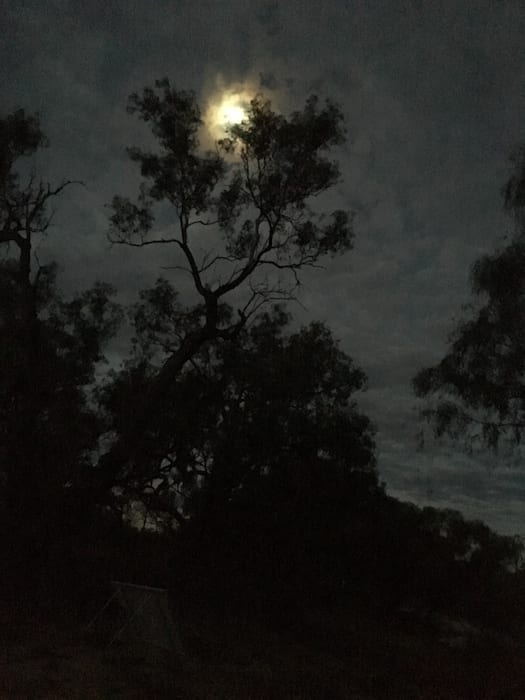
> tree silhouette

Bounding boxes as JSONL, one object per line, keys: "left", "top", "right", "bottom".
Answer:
{"left": 413, "top": 146, "right": 525, "bottom": 453}
{"left": 100, "top": 291, "right": 376, "bottom": 529}
{"left": 0, "top": 110, "right": 78, "bottom": 320}
{"left": 0, "top": 110, "right": 122, "bottom": 596}
{"left": 1, "top": 106, "right": 520, "bottom": 630}
{"left": 94, "top": 78, "right": 355, "bottom": 499}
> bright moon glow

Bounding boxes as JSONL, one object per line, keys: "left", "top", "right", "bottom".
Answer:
{"left": 221, "top": 102, "right": 246, "bottom": 126}
{"left": 205, "top": 88, "right": 252, "bottom": 140}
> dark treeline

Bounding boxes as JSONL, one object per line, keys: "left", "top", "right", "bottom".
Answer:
{"left": 0, "top": 83, "right": 524, "bottom": 641}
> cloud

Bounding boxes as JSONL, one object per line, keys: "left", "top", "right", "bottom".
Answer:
{"left": 2, "top": 0, "right": 525, "bottom": 536}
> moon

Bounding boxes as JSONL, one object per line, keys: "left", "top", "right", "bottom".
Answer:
{"left": 219, "top": 99, "right": 247, "bottom": 127}
{"left": 205, "top": 89, "right": 252, "bottom": 140}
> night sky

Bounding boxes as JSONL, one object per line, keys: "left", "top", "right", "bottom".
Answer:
{"left": 2, "top": 0, "right": 525, "bottom": 536}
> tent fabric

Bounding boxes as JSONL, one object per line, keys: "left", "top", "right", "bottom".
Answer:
{"left": 85, "top": 580, "right": 184, "bottom": 657}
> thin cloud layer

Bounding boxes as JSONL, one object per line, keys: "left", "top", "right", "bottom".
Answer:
{"left": 2, "top": 0, "right": 525, "bottom": 535}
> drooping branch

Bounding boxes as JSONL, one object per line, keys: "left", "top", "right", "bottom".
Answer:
{"left": 413, "top": 151, "right": 525, "bottom": 455}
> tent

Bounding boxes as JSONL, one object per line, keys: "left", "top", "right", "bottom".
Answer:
{"left": 85, "top": 581, "right": 184, "bottom": 660}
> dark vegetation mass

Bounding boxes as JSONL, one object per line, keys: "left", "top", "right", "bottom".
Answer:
{"left": 1, "top": 82, "right": 524, "bottom": 696}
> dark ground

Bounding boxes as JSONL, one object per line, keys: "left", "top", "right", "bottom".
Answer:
{"left": 1, "top": 598, "right": 524, "bottom": 699}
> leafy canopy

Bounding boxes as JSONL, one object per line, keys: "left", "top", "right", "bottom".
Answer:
{"left": 100, "top": 286, "right": 376, "bottom": 528}
{"left": 413, "top": 145, "right": 525, "bottom": 453}
{"left": 109, "top": 78, "right": 353, "bottom": 318}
